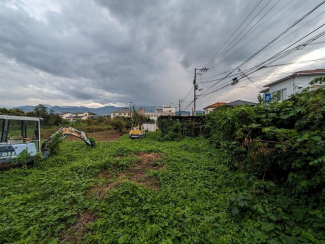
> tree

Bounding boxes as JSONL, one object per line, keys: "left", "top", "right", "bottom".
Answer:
{"left": 111, "top": 117, "right": 126, "bottom": 132}
{"left": 33, "top": 104, "right": 48, "bottom": 118}
{"left": 0, "top": 108, "right": 26, "bottom": 116}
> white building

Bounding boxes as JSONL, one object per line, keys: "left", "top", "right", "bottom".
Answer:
{"left": 260, "top": 69, "right": 325, "bottom": 101}
{"left": 203, "top": 102, "right": 226, "bottom": 114}
{"left": 143, "top": 122, "right": 157, "bottom": 132}
{"left": 161, "top": 105, "right": 176, "bottom": 114}
{"left": 60, "top": 112, "right": 73, "bottom": 119}
{"left": 110, "top": 109, "right": 131, "bottom": 119}
{"left": 60, "top": 112, "right": 97, "bottom": 122}
{"left": 144, "top": 105, "right": 176, "bottom": 121}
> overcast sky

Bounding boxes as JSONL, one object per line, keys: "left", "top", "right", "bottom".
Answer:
{"left": 1, "top": 0, "right": 325, "bottom": 109}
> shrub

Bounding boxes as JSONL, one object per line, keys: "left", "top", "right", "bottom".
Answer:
{"left": 111, "top": 118, "right": 126, "bottom": 132}
{"left": 205, "top": 80, "right": 325, "bottom": 196}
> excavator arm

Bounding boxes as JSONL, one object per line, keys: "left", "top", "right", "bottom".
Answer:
{"left": 42, "top": 127, "right": 94, "bottom": 158}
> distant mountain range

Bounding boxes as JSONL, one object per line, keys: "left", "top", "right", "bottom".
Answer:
{"left": 15, "top": 105, "right": 161, "bottom": 115}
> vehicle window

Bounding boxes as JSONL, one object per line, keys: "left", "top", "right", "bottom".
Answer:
{"left": 25, "top": 121, "right": 38, "bottom": 140}
{"left": 0, "top": 119, "right": 3, "bottom": 141}
{"left": 8, "top": 120, "right": 23, "bottom": 139}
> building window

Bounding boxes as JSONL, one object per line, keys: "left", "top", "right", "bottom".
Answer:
{"left": 271, "top": 88, "right": 287, "bottom": 101}
{"left": 281, "top": 88, "right": 287, "bottom": 100}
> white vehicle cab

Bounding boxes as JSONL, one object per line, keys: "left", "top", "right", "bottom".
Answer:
{"left": 0, "top": 115, "right": 41, "bottom": 164}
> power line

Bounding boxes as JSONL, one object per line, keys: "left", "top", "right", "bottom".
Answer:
{"left": 241, "top": 0, "right": 325, "bottom": 67}
{"left": 198, "top": 27, "right": 325, "bottom": 99}
{"left": 258, "top": 9, "right": 325, "bottom": 55}
{"left": 199, "top": 0, "right": 311, "bottom": 81}
{"left": 199, "top": 56, "right": 325, "bottom": 84}
{"left": 209, "top": 0, "right": 285, "bottom": 69}
{"left": 206, "top": 0, "right": 275, "bottom": 70}
{"left": 239, "top": 68, "right": 264, "bottom": 90}
{"left": 220, "top": 0, "right": 310, "bottom": 66}
{"left": 204, "top": 0, "right": 265, "bottom": 68}
{"left": 200, "top": 8, "right": 325, "bottom": 98}
{"left": 198, "top": 0, "right": 315, "bottom": 97}
{"left": 181, "top": 87, "right": 193, "bottom": 103}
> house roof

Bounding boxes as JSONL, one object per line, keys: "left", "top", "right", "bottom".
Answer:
{"left": 67, "top": 115, "right": 83, "bottom": 119}
{"left": 111, "top": 108, "right": 131, "bottom": 113}
{"left": 259, "top": 88, "right": 269, "bottom": 93}
{"left": 71, "top": 111, "right": 97, "bottom": 115}
{"left": 60, "top": 112, "right": 71, "bottom": 115}
{"left": 203, "top": 102, "right": 226, "bottom": 110}
{"left": 87, "top": 112, "right": 97, "bottom": 115}
{"left": 294, "top": 69, "right": 325, "bottom": 74}
{"left": 263, "top": 69, "right": 325, "bottom": 87}
{"left": 226, "top": 100, "right": 257, "bottom": 106}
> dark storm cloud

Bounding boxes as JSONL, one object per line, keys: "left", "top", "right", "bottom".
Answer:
{"left": 0, "top": 0, "right": 324, "bottom": 108}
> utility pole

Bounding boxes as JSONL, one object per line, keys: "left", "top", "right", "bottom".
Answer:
{"left": 193, "top": 67, "right": 208, "bottom": 116}
{"left": 179, "top": 100, "right": 181, "bottom": 117}
{"left": 129, "top": 101, "right": 132, "bottom": 117}
{"left": 193, "top": 68, "right": 197, "bottom": 116}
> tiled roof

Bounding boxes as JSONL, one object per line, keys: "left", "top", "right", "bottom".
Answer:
{"left": 71, "top": 112, "right": 97, "bottom": 115}
{"left": 294, "top": 69, "right": 325, "bottom": 74}
{"left": 111, "top": 109, "right": 131, "bottom": 113}
{"left": 203, "top": 102, "right": 226, "bottom": 110}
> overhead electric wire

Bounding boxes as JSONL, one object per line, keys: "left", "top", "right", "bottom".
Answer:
{"left": 204, "top": 0, "right": 265, "bottom": 69}
{"left": 199, "top": 56, "right": 325, "bottom": 84}
{"left": 257, "top": 8, "right": 325, "bottom": 55}
{"left": 240, "top": 0, "right": 325, "bottom": 67}
{"left": 220, "top": 0, "right": 310, "bottom": 66}
{"left": 206, "top": 0, "right": 302, "bottom": 71}
{"left": 200, "top": 0, "right": 310, "bottom": 80}
{"left": 183, "top": 100, "right": 194, "bottom": 111}
{"left": 243, "top": 22, "right": 325, "bottom": 76}
{"left": 199, "top": 4, "right": 325, "bottom": 98}
{"left": 239, "top": 68, "right": 264, "bottom": 90}
{"left": 206, "top": 0, "right": 275, "bottom": 70}
{"left": 181, "top": 87, "right": 193, "bottom": 103}
{"left": 209, "top": 0, "right": 286, "bottom": 69}
{"left": 198, "top": 27, "right": 325, "bottom": 99}
{"left": 197, "top": 0, "right": 308, "bottom": 93}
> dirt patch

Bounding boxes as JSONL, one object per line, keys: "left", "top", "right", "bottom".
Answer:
{"left": 137, "top": 152, "right": 163, "bottom": 163}
{"left": 61, "top": 211, "right": 95, "bottom": 244}
{"left": 89, "top": 153, "right": 164, "bottom": 199}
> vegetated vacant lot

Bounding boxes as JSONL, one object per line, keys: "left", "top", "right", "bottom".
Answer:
{"left": 0, "top": 133, "right": 323, "bottom": 243}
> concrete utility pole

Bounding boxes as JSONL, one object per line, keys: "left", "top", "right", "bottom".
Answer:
{"left": 193, "top": 68, "right": 197, "bottom": 116}
{"left": 129, "top": 101, "right": 132, "bottom": 117}
{"left": 179, "top": 100, "right": 181, "bottom": 117}
{"left": 193, "top": 68, "right": 208, "bottom": 116}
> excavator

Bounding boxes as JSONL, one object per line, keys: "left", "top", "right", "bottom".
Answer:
{"left": 0, "top": 115, "right": 94, "bottom": 167}
{"left": 129, "top": 123, "right": 146, "bottom": 139}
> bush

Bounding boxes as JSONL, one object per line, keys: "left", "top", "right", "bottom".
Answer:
{"left": 111, "top": 118, "right": 126, "bottom": 132}
{"left": 205, "top": 81, "right": 325, "bottom": 199}
{"left": 157, "top": 118, "right": 182, "bottom": 141}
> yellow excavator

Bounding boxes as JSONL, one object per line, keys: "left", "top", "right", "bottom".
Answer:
{"left": 129, "top": 123, "right": 145, "bottom": 139}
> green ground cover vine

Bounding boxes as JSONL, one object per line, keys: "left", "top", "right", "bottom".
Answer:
{"left": 1, "top": 83, "right": 325, "bottom": 243}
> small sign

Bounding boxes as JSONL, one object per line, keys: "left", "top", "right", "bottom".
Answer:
{"left": 264, "top": 93, "right": 271, "bottom": 103}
